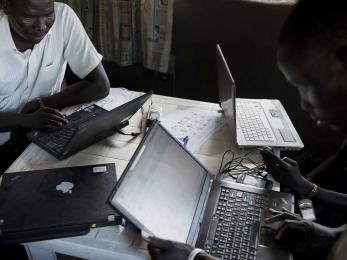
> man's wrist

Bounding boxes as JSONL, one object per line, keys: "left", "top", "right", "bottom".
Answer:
{"left": 187, "top": 248, "right": 205, "bottom": 260}
{"left": 36, "top": 97, "right": 46, "bottom": 108}
{"left": 194, "top": 251, "right": 218, "bottom": 260}
{"left": 297, "top": 178, "right": 314, "bottom": 195}
{"left": 16, "top": 113, "right": 29, "bottom": 128}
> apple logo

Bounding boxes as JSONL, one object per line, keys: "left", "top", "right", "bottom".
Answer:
{"left": 56, "top": 182, "right": 74, "bottom": 194}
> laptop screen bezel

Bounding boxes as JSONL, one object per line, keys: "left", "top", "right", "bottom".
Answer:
{"left": 216, "top": 44, "right": 237, "bottom": 145}
{"left": 108, "top": 121, "right": 214, "bottom": 245}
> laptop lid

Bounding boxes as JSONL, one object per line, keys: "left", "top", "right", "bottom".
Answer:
{"left": 0, "top": 163, "right": 120, "bottom": 243}
{"left": 27, "top": 91, "right": 153, "bottom": 160}
{"left": 216, "top": 44, "right": 304, "bottom": 150}
{"left": 216, "top": 44, "right": 237, "bottom": 144}
{"left": 109, "top": 121, "right": 213, "bottom": 244}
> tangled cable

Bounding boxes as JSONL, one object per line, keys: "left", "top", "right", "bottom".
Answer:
{"left": 218, "top": 149, "right": 268, "bottom": 180}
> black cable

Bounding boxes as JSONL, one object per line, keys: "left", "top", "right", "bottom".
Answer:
{"left": 218, "top": 150, "right": 233, "bottom": 174}
{"left": 115, "top": 106, "right": 146, "bottom": 137}
{"left": 218, "top": 149, "right": 268, "bottom": 180}
{"left": 115, "top": 129, "right": 141, "bottom": 137}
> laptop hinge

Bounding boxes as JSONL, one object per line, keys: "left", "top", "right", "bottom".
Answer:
{"left": 199, "top": 179, "right": 214, "bottom": 223}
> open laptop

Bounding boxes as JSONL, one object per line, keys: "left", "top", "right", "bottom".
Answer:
{"left": 217, "top": 44, "right": 303, "bottom": 150}
{"left": 109, "top": 121, "right": 294, "bottom": 260}
{"left": 27, "top": 91, "right": 153, "bottom": 160}
{"left": 0, "top": 163, "right": 121, "bottom": 244}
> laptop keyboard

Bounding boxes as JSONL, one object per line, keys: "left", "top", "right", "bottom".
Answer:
{"left": 205, "top": 187, "right": 266, "bottom": 260}
{"left": 32, "top": 105, "right": 107, "bottom": 155}
{"left": 236, "top": 102, "right": 275, "bottom": 142}
{"left": 68, "top": 105, "right": 107, "bottom": 126}
{"left": 38, "top": 127, "right": 77, "bottom": 154}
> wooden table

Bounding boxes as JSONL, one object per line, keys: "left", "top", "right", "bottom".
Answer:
{"left": 6, "top": 90, "right": 264, "bottom": 260}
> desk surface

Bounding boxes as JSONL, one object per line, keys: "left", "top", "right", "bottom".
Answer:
{"left": 7, "top": 90, "right": 264, "bottom": 260}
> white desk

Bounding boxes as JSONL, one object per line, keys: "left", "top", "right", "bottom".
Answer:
{"left": 6, "top": 91, "right": 264, "bottom": 260}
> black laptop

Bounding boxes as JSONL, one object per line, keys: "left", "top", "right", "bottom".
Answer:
{"left": 108, "top": 121, "right": 294, "bottom": 260}
{"left": 27, "top": 91, "right": 153, "bottom": 160}
{"left": 0, "top": 163, "right": 121, "bottom": 244}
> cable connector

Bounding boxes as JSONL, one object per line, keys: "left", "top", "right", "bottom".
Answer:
{"left": 147, "top": 104, "right": 162, "bottom": 128}
{"left": 118, "top": 120, "right": 129, "bottom": 129}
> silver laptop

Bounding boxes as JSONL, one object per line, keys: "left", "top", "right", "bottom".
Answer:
{"left": 217, "top": 44, "right": 303, "bottom": 150}
{"left": 109, "top": 121, "right": 294, "bottom": 260}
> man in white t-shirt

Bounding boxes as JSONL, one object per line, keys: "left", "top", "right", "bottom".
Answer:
{"left": 0, "top": 0, "right": 110, "bottom": 174}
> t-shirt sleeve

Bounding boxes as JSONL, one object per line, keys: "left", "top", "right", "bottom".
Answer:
{"left": 61, "top": 4, "right": 102, "bottom": 79}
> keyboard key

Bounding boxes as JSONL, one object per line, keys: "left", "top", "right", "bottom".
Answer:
{"left": 209, "top": 187, "right": 264, "bottom": 259}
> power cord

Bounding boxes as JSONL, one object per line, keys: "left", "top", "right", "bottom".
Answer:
{"left": 115, "top": 107, "right": 145, "bottom": 137}
{"left": 218, "top": 149, "right": 267, "bottom": 180}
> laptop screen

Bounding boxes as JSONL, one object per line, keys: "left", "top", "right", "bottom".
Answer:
{"left": 110, "top": 124, "right": 210, "bottom": 243}
{"left": 217, "top": 44, "right": 237, "bottom": 143}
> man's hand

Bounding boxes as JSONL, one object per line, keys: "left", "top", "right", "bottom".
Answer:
{"left": 260, "top": 149, "right": 313, "bottom": 195}
{"left": 265, "top": 207, "right": 302, "bottom": 223}
{"left": 272, "top": 219, "right": 339, "bottom": 252}
{"left": 147, "top": 237, "right": 194, "bottom": 260}
{"left": 21, "top": 99, "right": 41, "bottom": 114}
{"left": 20, "top": 107, "right": 68, "bottom": 129}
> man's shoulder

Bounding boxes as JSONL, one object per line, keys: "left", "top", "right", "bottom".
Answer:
{"left": 54, "top": 2, "right": 72, "bottom": 11}
{"left": 54, "top": 2, "right": 76, "bottom": 21}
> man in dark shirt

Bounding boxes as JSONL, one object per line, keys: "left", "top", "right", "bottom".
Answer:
{"left": 147, "top": 0, "right": 347, "bottom": 259}
{"left": 260, "top": 0, "right": 347, "bottom": 220}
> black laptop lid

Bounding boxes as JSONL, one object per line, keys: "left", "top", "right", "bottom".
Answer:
{"left": 109, "top": 122, "right": 213, "bottom": 244}
{"left": 65, "top": 91, "right": 153, "bottom": 157}
{"left": 0, "top": 163, "right": 120, "bottom": 242}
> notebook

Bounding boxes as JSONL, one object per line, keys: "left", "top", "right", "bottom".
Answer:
{"left": 108, "top": 121, "right": 294, "bottom": 260}
{"left": 27, "top": 91, "right": 153, "bottom": 160}
{"left": 216, "top": 44, "right": 303, "bottom": 150}
{"left": 0, "top": 163, "right": 121, "bottom": 244}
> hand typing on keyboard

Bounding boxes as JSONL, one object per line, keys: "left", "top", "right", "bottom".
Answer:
{"left": 264, "top": 207, "right": 302, "bottom": 223}
{"left": 259, "top": 148, "right": 313, "bottom": 196}
{"left": 264, "top": 216, "right": 344, "bottom": 253}
{"left": 20, "top": 107, "right": 68, "bottom": 129}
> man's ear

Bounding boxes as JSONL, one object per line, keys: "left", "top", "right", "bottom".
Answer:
{"left": 337, "top": 47, "right": 347, "bottom": 72}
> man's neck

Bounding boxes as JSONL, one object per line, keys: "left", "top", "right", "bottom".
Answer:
{"left": 10, "top": 27, "right": 34, "bottom": 52}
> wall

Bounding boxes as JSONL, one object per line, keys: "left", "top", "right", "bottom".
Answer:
{"left": 89, "top": 0, "right": 344, "bottom": 169}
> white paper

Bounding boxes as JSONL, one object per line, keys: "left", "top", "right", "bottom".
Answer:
{"left": 161, "top": 106, "right": 224, "bottom": 152}
{"left": 63, "top": 88, "right": 132, "bottom": 115}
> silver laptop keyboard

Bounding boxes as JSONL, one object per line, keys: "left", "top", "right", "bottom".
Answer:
{"left": 206, "top": 187, "right": 267, "bottom": 260}
{"left": 237, "top": 102, "right": 274, "bottom": 142}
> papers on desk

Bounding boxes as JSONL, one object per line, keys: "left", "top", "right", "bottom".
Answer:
{"left": 63, "top": 88, "right": 133, "bottom": 115}
{"left": 161, "top": 106, "right": 224, "bottom": 152}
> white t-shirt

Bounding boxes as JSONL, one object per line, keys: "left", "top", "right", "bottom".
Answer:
{"left": 0, "top": 2, "right": 103, "bottom": 144}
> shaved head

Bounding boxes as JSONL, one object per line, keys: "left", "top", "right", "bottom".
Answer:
{"left": 278, "top": 1, "right": 347, "bottom": 58}
{"left": 277, "top": 0, "right": 347, "bottom": 133}
{"left": 5, "top": 0, "right": 55, "bottom": 45}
